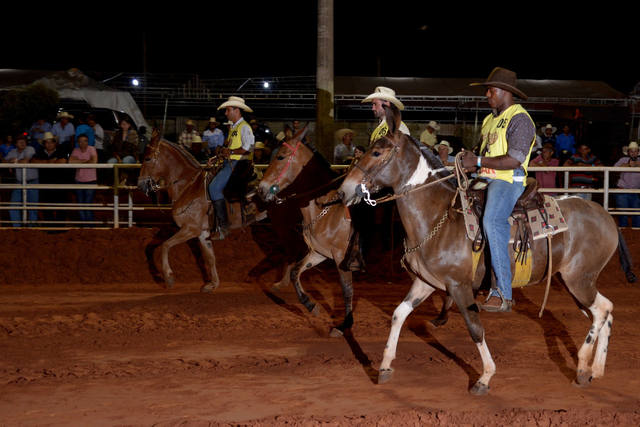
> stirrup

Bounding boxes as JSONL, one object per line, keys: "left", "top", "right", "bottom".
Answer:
{"left": 480, "top": 289, "right": 513, "bottom": 313}
{"left": 211, "top": 225, "right": 228, "bottom": 241}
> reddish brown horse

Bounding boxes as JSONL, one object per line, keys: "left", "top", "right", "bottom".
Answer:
{"left": 257, "top": 139, "right": 359, "bottom": 336}
{"left": 338, "top": 105, "right": 617, "bottom": 394}
{"left": 138, "top": 133, "right": 252, "bottom": 293}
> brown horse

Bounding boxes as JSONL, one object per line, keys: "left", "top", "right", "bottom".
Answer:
{"left": 138, "top": 133, "right": 245, "bottom": 293}
{"left": 257, "top": 139, "right": 359, "bottom": 336}
{"left": 338, "top": 105, "right": 617, "bottom": 394}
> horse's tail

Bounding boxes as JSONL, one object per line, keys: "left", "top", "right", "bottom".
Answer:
{"left": 617, "top": 229, "right": 637, "bottom": 283}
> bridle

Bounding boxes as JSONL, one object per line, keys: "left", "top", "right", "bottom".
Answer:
{"left": 267, "top": 140, "right": 304, "bottom": 203}
{"left": 353, "top": 137, "right": 400, "bottom": 206}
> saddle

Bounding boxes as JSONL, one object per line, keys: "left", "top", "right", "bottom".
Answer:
{"left": 462, "top": 177, "right": 567, "bottom": 259}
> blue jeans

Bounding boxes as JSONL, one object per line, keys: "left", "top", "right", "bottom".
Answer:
{"left": 10, "top": 179, "right": 39, "bottom": 227}
{"left": 107, "top": 155, "right": 136, "bottom": 164}
{"left": 615, "top": 192, "right": 640, "bottom": 228}
{"left": 75, "top": 181, "right": 96, "bottom": 223}
{"left": 208, "top": 160, "right": 236, "bottom": 201}
{"left": 483, "top": 178, "right": 525, "bottom": 301}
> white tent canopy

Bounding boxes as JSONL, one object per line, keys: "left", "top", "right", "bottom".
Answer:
{"left": 0, "top": 68, "right": 150, "bottom": 130}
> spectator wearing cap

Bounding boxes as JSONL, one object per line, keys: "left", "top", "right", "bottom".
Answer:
{"left": 434, "top": 140, "right": 455, "bottom": 166}
{"left": 613, "top": 141, "right": 640, "bottom": 227}
{"left": 52, "top": 111, "right": 75, "bottom": 156}
{"left": 420, "top": 121, "right": 440, "bottom": 148}
{"left": 29, "top": 118, "right": 52, "bottom": 149}
{"left": 362, "top": 86, "right": 410, "bottom": 145}
{"left": 179, "top": 119, "right": 200, "bottom": 149}
{"left": 333, "top": 128, "right": 356, "bottom": 164}
{"left": 203, "top": 117, "right": 224, "bottom": 154}
{"left": 529, "top": 143, "right": 559, "bottom": 194}
{"left": 4, "top": 134, "right": 39, "bottom": 226}
{"left": 33, "top": 132, "right": 68, "bottom": 223}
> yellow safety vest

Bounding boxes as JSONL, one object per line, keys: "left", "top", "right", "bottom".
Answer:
{"left": 370, "top": 120, "right": 408, "bottom": 145}
{"left": 478, "top": 104, "right": 535, "bottom": 185}
{"left": 227, "top": 119, "right": 252, "bottom": 160}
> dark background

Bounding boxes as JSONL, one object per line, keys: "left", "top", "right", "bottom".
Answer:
{"left": 2, "top": 3, "right": 637, "bottom": 94}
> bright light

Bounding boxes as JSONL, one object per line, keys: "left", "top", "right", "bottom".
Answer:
{"left": 131, "top": 78, "right": 140, "bottom": 87}
{"left": 263, "top": 81, "right": 270, "bottom": 89}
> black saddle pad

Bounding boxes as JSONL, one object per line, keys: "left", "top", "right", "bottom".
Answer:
{"left": 223, "top": 160, "right": 257, "bottom": 202}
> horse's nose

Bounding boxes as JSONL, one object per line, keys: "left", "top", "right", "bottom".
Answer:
{"left": 354, "top": 184, "right": 365, "bottom": 198}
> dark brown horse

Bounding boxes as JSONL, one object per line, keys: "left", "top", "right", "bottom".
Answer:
{"left": 338, "top": 106, "right": 617, "bottom": 394}
{"left": 138, "top": 133, "right": 253, "bottom": 293}
{"left": 257, "top": 139, "right": 359, "bottom": 336}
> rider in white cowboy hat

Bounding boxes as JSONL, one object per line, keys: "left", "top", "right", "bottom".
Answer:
{"left": 420, "top": 120, "right": 440, "bottom": 148}
{"left": 207, "top": 96, "right": 255, "bottom": 240}
{"left": 461, "top": 67, "right": 537, "bottom": 313}
{"left": 362, "top": 86, "right": 410, "bottom": 145}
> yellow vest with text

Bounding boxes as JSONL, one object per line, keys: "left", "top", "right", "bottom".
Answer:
{"left": 370, "top": 120, "right": 408, "bottom": 145}
{"left": 479, "top": 104, "right": 535, "bottom": 186}
{"left": 227, "top": 119, "right": 252, "bottom": 160}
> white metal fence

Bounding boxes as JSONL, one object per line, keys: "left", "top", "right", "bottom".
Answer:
{"left": 0, "top": 164, "right": 638, "bottom": 229}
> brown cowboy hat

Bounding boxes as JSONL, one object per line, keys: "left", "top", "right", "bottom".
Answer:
{"left": 470, "top": 67, "right": 528, "bottom": 100}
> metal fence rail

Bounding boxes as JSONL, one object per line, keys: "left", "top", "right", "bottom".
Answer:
{"left": 0, "top": 164, "right": 637, "bottom": 229}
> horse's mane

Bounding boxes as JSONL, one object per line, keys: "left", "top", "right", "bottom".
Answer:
{"left": 160, "top": 139, "right": 205, "bottom": 171}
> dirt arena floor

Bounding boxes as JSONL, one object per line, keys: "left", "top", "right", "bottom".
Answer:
{"left": 1, "top": 225, "right": 639, "bottom": 426}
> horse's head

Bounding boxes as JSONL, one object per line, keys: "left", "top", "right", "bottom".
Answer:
{"left": 338, "top": 105, "right": 436, "bottom": 206}
{"left": 257, "top": 126, "right": 313, "bottom": 202}
{"left": 137, "top": 129, "right": 167, "bottom": 195}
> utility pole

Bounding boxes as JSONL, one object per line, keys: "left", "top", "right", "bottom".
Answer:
{"left": 316, "top": 0, "right": 334, "bottom": 160}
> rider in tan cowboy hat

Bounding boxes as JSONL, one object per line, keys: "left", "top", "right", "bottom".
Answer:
{"left": 461, "top": 67, "right": 536, "bottom": 313}
{"left": 362, "top": 86, "right": 410, "bottom": 145}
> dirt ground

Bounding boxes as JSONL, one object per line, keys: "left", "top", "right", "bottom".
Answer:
{"left": 1, "top": 225, "right": 639, "bottom": 426}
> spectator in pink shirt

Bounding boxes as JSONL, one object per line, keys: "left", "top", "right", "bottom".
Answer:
{"left": 69, "top": 134, "right": 97, "bottom": 225}
{"left": 529, "top": 143, "right": 559, "bottom": 195}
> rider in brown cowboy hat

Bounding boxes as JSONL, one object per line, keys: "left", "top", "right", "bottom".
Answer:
{"left": 461, "top": 67, "right": 537, "bottom": 313}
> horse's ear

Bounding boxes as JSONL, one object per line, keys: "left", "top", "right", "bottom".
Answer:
{"left": 383, "top": 103, "right": 402, "bottom": 135}
{"left": 150, "top": 128, "right": 161, "bottom": 145}
{"left": 292, "top": 123, "right": 310, "bottom": 143}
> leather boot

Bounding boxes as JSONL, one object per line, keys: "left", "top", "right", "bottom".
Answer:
{"left": 212, "top": 199, "right": 229, "bottom": 240}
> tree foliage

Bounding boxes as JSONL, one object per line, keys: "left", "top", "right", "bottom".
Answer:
{"left": 0, "top": 84, "right": 59, "bottom": 135}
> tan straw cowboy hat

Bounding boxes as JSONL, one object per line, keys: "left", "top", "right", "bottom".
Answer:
{"left": 217, "top": 96, "right": 254, "bottom": 113}
{"left": 334, "top": 128, "right": 356, "bottom": 142}
{"left": 435, "top": 140, "right": 453, "bottom": 154}
{"left": 209, "top": 117, "right": 220, "bottom": 124}
{"left": 470, "top": 67, "right": 528, "bottom": 100}
{"left": 42, "top": 131, "right": 55, "bottom": 142}
{"left": 57, "top": 111, "right": 74, "bottom": 120}
{"left": 426, "top": 120, "right": 440, "bottom": 131}
{"left": 362, "top": 86, "right": 405, "bottom": 110}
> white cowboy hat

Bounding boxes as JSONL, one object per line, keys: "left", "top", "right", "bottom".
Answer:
{"left": 334, "top": 128, "right": 356, "bottom": 142}
{"left": 426, "top": 120, "right": 440, "bottom": 131}
{"left": 435, "top": 140, "right": 453, "bottom": 154}
{"left": 362, "top": 86, "right": 404, "bottom": 110}
{"left": 628, "top": 141, "right": 639, "bottom": 151}
{"left": 217, "top": 96, "right": 253, "bottom": 113}
{"left": 57, "top": 111, "right": 74, "bottom": 120}
{"left": 191, "top": 135, "right": 203, "bottom": 144}
{"left": 42, "top": 131, "right": 55, "bottom": 142}
{"left": 541, "top": 124, "right": 557, "bottom": 134}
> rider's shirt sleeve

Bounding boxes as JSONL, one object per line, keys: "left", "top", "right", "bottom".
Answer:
{"left": 240, "top": 125, "right": 255, "bottom": 151}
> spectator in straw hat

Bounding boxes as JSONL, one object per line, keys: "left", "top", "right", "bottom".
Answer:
{"left": 333, "top": 128, "right": 356, "bottom": 164}
{"left": 52, "top": 111, "right": 75, "bottom": 156}
{"left": 188, "top": 135, "right": 208, "bottom": 163}
{"left": 207, "top": 96, "right": 255, "bottom": 239}
{"left": 178, "top": 119, "right": 200, "bottom": 149}
{"left": 434, "top": 140, "right": 455, "bottom": 166}
{"left": 613, "top": 141, "right": 640, "bottom": 228}
{"left": 462, "top": 67, "right": 536, "bottom": 312}
{"left": 420, "top": 121, "right": 440, "bottom": 148}
{"left": 203, "top": 117, "right": 224, "bottom": 154}
{"left": 362, "top": 86, "right": 410, "bottom": 145}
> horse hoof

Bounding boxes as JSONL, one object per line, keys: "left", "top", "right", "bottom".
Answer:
{"left": 310, "top": 304, "right": 320, "bottom": 317}
{"left": 378, "top": 368, "right": 394, "bottom": 384}
{"left": 430, "top": 317, "right": 448, "bottom": 328}
{"left": 329, "top": 327, "right": 344, "bottom": 338}
{"left": 200, "top": 283, "right": 218, "bottom": 293}
{"left": 573, "top": 370, "right": 593, "bottom": 387}
{"left": 469, "top": 381, "right": 490, "bottom": 396}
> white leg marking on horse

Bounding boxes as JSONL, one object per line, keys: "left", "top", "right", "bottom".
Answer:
{"left": 380, "top": 301, "right": 414, "bottom": 371}
{"left": 406, "top": 155, "right": 431, "bottom": 187}
{"left": 577, "top": 292, "right": 613, "bottom": 382}
{"left": 476, "top": 336, "right": 496, "bottom": 386}
{"left": 592, "top": 294, "right": 613, "bottom": 378}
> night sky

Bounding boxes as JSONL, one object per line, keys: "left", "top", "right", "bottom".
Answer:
{"left": 3, "top": 3, "right": 637, "bottom": 94}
